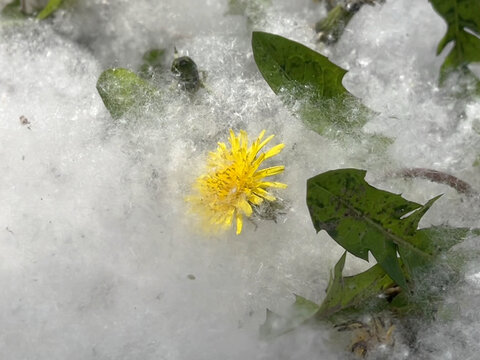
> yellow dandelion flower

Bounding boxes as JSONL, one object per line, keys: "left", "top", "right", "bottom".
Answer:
{"left": 188, "top": 129, "right": 287, "bottom": 235}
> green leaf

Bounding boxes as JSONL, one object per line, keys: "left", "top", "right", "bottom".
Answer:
{"left": 259, "top": 253, "right": 396, "bottom": 338}
{"left": 429, "top": 0, "right": 480, "bottom": 83}
{"left": 259, "top": 294, "right": 320, "bottom": 339}
{"left": 37, "top": 0, "right": 63, "bottom": 20}
{"left": 251, "top": 31, "right": 372, "bottom": 137}
{"left": 306, "top": 169, "right": 442, "bottom": 289}
{"left": 398, "top": 226, "right": 474, "bottom": 283}
{"left": 139, "top": 48, "right": 166, "bottom": 80}
{"left": 259, "top": 226, "right": 475, "bottom": 338}
{"left": 316, "top": 252, "right": 395, "bottom": 321}
{"left": 318, "top": 227, "right": 474, "bottom": 320}
{"left": 390, "top": 227, "right": 476, "bottom": 318}
{"left": 1, "top": 0, "right": 27, "bottom": 20}
{"left": 252, "top": 32, "right": 346, "bottom": 98}
{"left": 315, "top": 5, "right": 355, "bottom": 44}
{"left": 96, "top": 68, "right": 159, "bottom": 120}
{"left": 226, "top": 0, "right": 271, "bottom": 25}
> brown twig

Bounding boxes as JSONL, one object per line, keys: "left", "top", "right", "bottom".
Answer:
{"left": 394, "top": 168, "right": 477, "bottom": 196}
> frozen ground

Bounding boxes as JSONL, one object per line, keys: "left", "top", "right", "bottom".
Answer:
{"left": 1, "top": 0, "right": 480, "bottom": 359}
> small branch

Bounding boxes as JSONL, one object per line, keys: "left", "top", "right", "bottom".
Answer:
{"left": 394, "top": 168, "right": 477, "bottom": 196}
{"left": 315, "top": 5, "right": 355, "bottom": 44}
{"left": 315, "top": 0, "right": 383, "bottom": 44}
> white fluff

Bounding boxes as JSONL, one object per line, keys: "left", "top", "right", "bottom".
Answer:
{"left": 1, "top": 0, "right": 479, "bottom": 358}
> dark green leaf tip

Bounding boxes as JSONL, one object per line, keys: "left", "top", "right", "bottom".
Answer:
{"left": 252, "top": 32, "right": 373, "bottom": 137}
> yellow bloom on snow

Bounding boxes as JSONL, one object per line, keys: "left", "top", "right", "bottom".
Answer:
{"left": 188, "top": 129, "right": 287, "bottom": 235}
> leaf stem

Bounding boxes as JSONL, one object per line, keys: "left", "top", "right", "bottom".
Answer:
{"left": 394, "top": 168, "right": 477, "bottom": 196}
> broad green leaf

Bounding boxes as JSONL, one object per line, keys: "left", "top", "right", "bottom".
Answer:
{"left": 252, "top": 32, "right": 347, "bottom": 98}
{"left": 251, "top": 31, "right": 372, "bottom": 137}
{"left": 37, "top": 0, "right": 63, "bottom": 19}
{"left": 429, "top": 0, "right": 480, "bottom": 83}
{"left": 96, "top": 68, "right": 159, "bottom": 120}
{"left": 316, "top": 252, "right": 395, "bottom": 320}
{"left": 306, "top": 169, "right": 442, "bottom": 289}
{"left": 259, "top": 294, "right": 320, "bottom": 339}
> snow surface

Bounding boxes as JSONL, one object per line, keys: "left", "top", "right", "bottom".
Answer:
{"left": 1, "top": 0, "right": 480, "bottom": 359}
